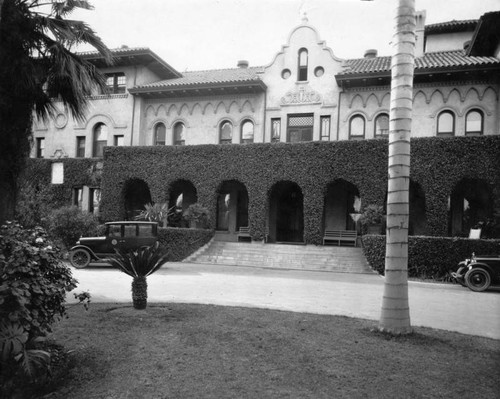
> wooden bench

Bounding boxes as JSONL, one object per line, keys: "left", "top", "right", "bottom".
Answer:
{"left": 237, "top": 226, "right": 252, "bottom": 242}
{"left": 323, "top": 230, "right": 357, "bottom": 247}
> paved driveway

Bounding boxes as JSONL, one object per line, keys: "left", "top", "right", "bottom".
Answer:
{"left": 67, "top": 262, "right": 500, "bottom": 340}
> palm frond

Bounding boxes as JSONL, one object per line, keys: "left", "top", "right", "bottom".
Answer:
{"left": 108, "top": 242, "right": 169, "bottom": 278}
{"left": 52, "top": 0, "right": 93, "bottom": 18}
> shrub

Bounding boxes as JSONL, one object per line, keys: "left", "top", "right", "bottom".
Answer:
{"left": 0, "top": 222, "right": 77, "bottom": 338}
{"left": 157, "top": 227, "right": 214, "bottom": 261}
{"left": 183, "top": 203, "right": 210, "bottom": 228}
{"left": 362, "top": 235, "right": 500, "bottom": 280}
{"left": 0, "top": 222, "right": 79, "bottom": 393}
{"left": 44, "top": 206, "right": 99, "bottom": 250}
{"left": 134, "top": 202, "right": 174, "bottom": 227}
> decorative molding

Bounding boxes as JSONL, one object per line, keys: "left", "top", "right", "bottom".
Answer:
{"left": 54, "top": 112, "right": 68, "bottom": 129}
{"left": 89, "top": 94, "right": 129, "bottom": 100}
{"left": 281, "top": 87, "right": 322, "bottom": 105}
{"left": 50, "top": 148, "right": 69, "bottom": 159}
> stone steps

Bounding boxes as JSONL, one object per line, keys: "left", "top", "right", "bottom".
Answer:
{"left": 185, "top": 241, "right": 375, "bottom": 274}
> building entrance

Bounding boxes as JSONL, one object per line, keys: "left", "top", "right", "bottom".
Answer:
{"left": 269, "top": 181, "right": 304, "bottom": 243}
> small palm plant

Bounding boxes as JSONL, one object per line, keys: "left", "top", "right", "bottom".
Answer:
{"left": 108, "top": 243, "right": 169, "bottom": 310}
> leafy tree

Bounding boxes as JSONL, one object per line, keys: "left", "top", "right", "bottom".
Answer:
{"left": 0, "top": 0, "right": 111, "bottom": 224}
{"left": 108, "top": 243, "right": 169, "bottom": 310}
{"left": 379, "top": 0, "right": 416, "bottom": 334}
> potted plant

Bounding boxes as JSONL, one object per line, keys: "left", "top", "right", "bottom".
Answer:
{"left": 183, "top": 203, "right": 210, "bottom": 229}
{"left": 134, "top": 203, "right": 174, "bottom": 227}
{"left": 359, "top": 204, "right": 386, "bottom": 234}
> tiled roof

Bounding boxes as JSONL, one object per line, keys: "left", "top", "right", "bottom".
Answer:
{"left": 78, "top": 47, "right": 151, "bottom": 57}
{"left": 338, "top": 50, "right": 500, "bottom": 76}
{"left": 134, "top": 66, "right": 264, "bottom": 89}
{"left": 425, "top": 19, "right": 477, "bottom": 34}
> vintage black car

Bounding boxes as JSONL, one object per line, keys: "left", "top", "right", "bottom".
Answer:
{"left": 451, "top": 253, "right": 500, "bottom": 292}
{"left": 69, "top": 221, "right": 158, "bottom": 268}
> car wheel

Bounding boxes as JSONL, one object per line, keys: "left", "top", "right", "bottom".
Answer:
{"left": 70, "top": 249, "right": 91, "bottom": 269}
{"left": 465, "top": 268, "right": 491, "bottom": 292}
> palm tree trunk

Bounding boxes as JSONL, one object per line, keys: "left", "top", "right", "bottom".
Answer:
{"left": 379, "top": 0, "right": 416, "bottom": 334}
{"left": 131, "top": 276, "right": 148, "bottom": 310}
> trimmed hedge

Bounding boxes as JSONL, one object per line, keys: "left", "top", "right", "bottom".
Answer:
{"left": 99, "top": 136, "right": 500, "bottom": 245}
{"left": 362, "top": 235, "right": 500, "bottom": 280}
{"left": 157, "top": 227, "right": 214, "bottom": 262}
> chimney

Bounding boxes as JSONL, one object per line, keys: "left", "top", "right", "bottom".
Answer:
{"left": 237, "top": 60, "right": 249, "bottom": 68}
{"left": 364, "top": 49, "right": 377, "bottom": 58}
{"left": 415, "top": 10, "right": 426, "bottom": 57}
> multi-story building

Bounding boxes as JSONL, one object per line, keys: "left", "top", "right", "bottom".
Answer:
{"left": 29, "top": 10, "right": 500, "bottom": 241}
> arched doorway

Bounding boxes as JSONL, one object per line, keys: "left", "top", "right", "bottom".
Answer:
{"left": 268, "top": 181, "right": 304, "bottom": 243}
{"left": 323, "top": 180, "right": 360, "bottom": 232}
{"left": 409, "top": 180, "right": 427, "bottom": 235}
{"left": 168, "top": 180, "right": 197, "bottom": 227}
{"left": 122, "top": 178, "right": 152, "bottom": 220}
{"left": 216, "top": 180, "right": 249, "bottom": 233}
{"left": 448, "top": 179, "right": 493, "bottom": 236}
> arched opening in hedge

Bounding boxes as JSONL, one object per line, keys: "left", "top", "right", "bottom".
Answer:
{"left": 448, "top": 178, "right": 494, "bottom": 237}
{"left": 216, "top": 180, "right": 249, "bottom": 233}
{"left": 167, "top": 179, "right": 197, "bottom": 227}
{"left": 268, "top": 181, "right": 304, "bottom": 243}
{"left": 323, "top": 180, "right": 360, "bottom": 232}
{"left": 409, "top": 180, "right": 427, "bottom": 236}
{"left": 122, "top": 178, "right": 152, "bottom": 220}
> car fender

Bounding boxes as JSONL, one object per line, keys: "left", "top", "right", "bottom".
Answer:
{"left": 69, "top": 245, "right": 100, "bottom": 260}
{"left": 468, "top": 262, "right": 494, "bottom": 277}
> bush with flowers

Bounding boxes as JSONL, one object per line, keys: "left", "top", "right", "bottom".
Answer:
{"left": 0, "top": 221, "right": 78, "bottom": 392}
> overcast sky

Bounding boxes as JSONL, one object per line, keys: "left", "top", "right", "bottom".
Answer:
{"left": 72, "top": 0, "right": 500, "bottom": 71}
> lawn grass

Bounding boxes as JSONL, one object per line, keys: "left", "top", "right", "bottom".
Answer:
{"left": 31, "top": 303, "right": 500, "bottom": 398}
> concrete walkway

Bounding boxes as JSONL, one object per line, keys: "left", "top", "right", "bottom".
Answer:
{"left": 67, "top": 262, "right": 500, "bottom": 340}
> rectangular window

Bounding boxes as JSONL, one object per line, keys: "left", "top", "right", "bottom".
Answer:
{"left": 320, "top": 116, "right": 331, "bottom": 141}
{"left": 73, "top": 188, "right": 83, "bottom": 209}
{"left": 287, "top": 114, "right": 313, "bottom": 143}
{"left": 114, "top": 135, "right": 124, "bottom": 146}
{"left": 271, "top": 118, "right": 281, "bottom": 143}
{"left": 51, "top": 162, "right": 64, "bottom": 184}
{"left": 76, "top": 136, "right": 86, "bottom": 158}
{"left": 36, "top": 138, "right": 45, "bottom": 158}
{"left": 103, "top": 73, "right": 126, "bottom": 94}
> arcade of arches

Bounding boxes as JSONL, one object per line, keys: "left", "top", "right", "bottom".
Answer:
{"left": 121, "top": 177, "right": 496, "bottom": 242}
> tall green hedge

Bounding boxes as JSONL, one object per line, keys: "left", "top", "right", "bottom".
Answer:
{"left": 99, "top": 136, "right": 500, "bottom": 245}
{"left": 362, "top": 234, "right": 500, "bottom": 279}
{"left": 157, "top": 227, "right": 214, "bottom": 261}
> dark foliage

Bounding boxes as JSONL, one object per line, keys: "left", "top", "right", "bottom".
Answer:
{"left": 44, "top": 206, "right": 99, "bottom": 250}
{"left": 0, "top": 222, "right": 77, "bottom": 338}
{"left": 362, "top": 234, "right": 500, "bottom": 279}
{"left": 157, "top": 227, "right": 214, "bottom": 261}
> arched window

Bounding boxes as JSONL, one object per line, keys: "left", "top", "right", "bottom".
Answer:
{"left": 93, "top": 123, "right": 108, "bottom": 157}
{"left": 298, "top": 48, "right": 308, "bottom": 81}
{"left": 174, "top": 122, "right": 185, "bottom": 145}
{"left": 154, "top": 123, "right": 166, "bottom": 145}
{"left": 219, "top": 121, "right": 233, "bottom": 144}
{"left": 465, "top": 109, "right": 483, "bottom": 136}
{"left": 349, "top": 115, "right": 365, "bottom": 140}
{"left": 374, "top": 113, "right": 389, "bottom": 137}
{"left": 241, "top": 120, "right": 254, "bottom": 144}
{"left": 437, "top": 111, "right": 455, "bottom": 137}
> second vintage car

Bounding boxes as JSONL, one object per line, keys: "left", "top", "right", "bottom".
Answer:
{"left": 69, "top": 221, "right": 159, "bottom": 268}
{"left": 451, "top": 252, "right": 500, "bottom": 292}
